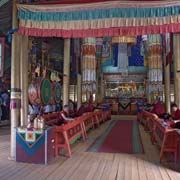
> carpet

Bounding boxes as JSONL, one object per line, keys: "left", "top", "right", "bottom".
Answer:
{"left": 88, "top": 120, "right": 144, "bottom": 154}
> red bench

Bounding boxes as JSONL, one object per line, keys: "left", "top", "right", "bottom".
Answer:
{"left": 55, "top": 117, "right": 85, "bottom": 157}
{"left": 81, "top": 112, "right": 94, "bottom": 137}
{"left": 137, "top": 111, "right": 143, "bottom": 122}
{"left": 146, "top": 113, "right": 159, "bottom": 144}
{"left": 103, "top": 109, "right": 111, "bottom": 121}
{"left": 140, "top": 110, "right": 158, "bottom": 144}
{"left": 42, "top": 110, "right": 109, "bottom": 158}
{"left": 154, "top": 120, "right": 179, "bottom": 163}
{"left": 92, "top": 110, "right": 103, "bottom": 127}
{"left": 141, "top": 110, "right": 153, "bottom": 131}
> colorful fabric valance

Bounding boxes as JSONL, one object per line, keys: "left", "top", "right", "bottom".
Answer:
{"left": 17, "top": 1, "right": 180, "bottom": 38}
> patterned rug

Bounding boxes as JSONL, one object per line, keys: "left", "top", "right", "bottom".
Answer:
{"left": 88, "top": 120, "right": 144, "bottom": 154}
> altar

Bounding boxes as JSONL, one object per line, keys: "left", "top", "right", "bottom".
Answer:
{"left": 103, "top": 73, "right": 147, "bottom": 114}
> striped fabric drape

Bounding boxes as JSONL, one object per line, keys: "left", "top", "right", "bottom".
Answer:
{"left": 17, "top": 1, "right": 180, "bottom": 38}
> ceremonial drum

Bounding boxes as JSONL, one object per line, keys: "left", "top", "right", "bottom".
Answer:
{"left": 28, "top": 78, "right": 51, "bottom": 106}
{"left": 50, "top": 82, "right": 61, "bottom": 105}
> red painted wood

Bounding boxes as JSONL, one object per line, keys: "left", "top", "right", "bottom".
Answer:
{"left": 42, "top": 110, "right": 110, "bottom": 158}
{"left": 31, "top": 0, "right": 165, "bottom": 5}
{"left": 142, "top": 110, "right": 179, "bottom": 163}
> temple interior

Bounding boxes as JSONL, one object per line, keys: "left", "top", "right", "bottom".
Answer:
{"left": 1, "top": 1, "right": 180, "bottom": 180}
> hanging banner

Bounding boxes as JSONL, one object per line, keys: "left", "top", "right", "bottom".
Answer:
{"left": 17, "top": 1, "right": 180, "bottom": 38}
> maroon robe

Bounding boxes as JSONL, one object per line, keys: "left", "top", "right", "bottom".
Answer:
{"left": 85, "top": 104, "right": 95, "bottom": 112}
{"left": 151, "top": 101, "right": 165, "bottom": 117}
{"left": 58, "top": 110, "right": 69, "bottom": 124}
{"left": 76, "top": 105, "right": 86, "bottom": 117}
{"left": 173, "top": 109, "right": 180, "bottom": 120}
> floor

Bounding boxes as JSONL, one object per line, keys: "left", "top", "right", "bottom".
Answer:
{"left": 0, "top": 116, "right": 180, "bottom": 180}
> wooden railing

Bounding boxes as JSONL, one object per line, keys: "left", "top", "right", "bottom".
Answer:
{"left": 141, "top": 110, "right": 179, "bottom": 163}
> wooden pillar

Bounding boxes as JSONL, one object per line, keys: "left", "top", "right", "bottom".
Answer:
{"left": 164, "top": 64, "right": 171, "bottom": 113}
{"left": 100, "top": 75, "right": 104, "bottom": 102}
{"left": 9, "top": 0, "right": 20, "bottom": 160}
{"left": 63, "top": 39, "right": 70, "bottom": 106}
{"left": 96, "top": 79, "right": 99, "bottom": 103}
{"left": 20, "top": 35, "right": 29, "bottom": 126}
{"left": 77, "top": 74, "right": 82, "bottom": 109}
{"left": 173, "top": 34, "right": 180, "bottom": 108}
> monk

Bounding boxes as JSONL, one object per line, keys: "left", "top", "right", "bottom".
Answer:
{"left": 168, "top": 103, "right": 180, "bottom": 128}
{"left": 58, "top": 105, "right": 74, "bottom": 125}
{"left": 151, "top": 99, "right": 165, "bottom": 118}
{"left": 85, "top": 103, "right": 95, "bottom": 112}
{"left": 76, "top": 104, "right": 86, "bottom": 117}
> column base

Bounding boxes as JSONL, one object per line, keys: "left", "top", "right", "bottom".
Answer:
{"left": 8, "top": 156, "right": 15, "bottom": 161}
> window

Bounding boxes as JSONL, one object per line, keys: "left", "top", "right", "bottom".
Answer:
{"left": 0, "top": 37, "right": 5, "bottom": 77}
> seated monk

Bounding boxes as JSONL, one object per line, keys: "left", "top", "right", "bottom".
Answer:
{"left": 57, "top": 105, "right": 74, "bottom": 125}
{"left": 168, "top": 103, "right": 180, "bottom": 128}
{"left": 85, "top": 103, "right": 95, "bottom": 112}
{"left": 76, "top": 104, "right": 86, "bottom": 117}
{"left": 151, "top": 99, "right": 165, "bottom": 118}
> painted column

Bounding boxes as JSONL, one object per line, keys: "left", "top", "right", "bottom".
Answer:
{"left": 147, "top": 35, "right": 163, "bottom": 103}
{"left": 96, "top": 38, "right": 103, "bottom": 103}
{"left": 173, "top": 34, "right": 180, "bottom": 108}
{"left": 9, "top": 0, "right": 21, "bottom": 160}
{"left": 20, "top": 35, "right": 29, "bottom": 126}
{"left": 82, "top": 38, "right": 96, "bottom": 103}
{"left": 63, "top": 39, "right": 71, "bottom": 106}
{"left": 77, "top": 74, "right": 82, "bottom": 109}
{"left": 164, "top": 64, "right": 171, "bottom": 113}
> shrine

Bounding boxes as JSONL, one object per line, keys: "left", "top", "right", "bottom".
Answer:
{"left": 1, "top": 0, "right": 180, "bottom": 179}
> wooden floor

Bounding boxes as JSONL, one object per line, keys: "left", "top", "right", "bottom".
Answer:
{"left": 0, "top": 116, "right": 180, "bottom": 180}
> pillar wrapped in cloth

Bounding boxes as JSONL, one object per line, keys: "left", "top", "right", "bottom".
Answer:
{"left": 82, "top": 38, "right": 97, "bottom": 101}
{"left": 28, "top": 78, "right": 51, "bottom": 106}
{"left": 147, "top": 34, "right": 163, "bottom": 103}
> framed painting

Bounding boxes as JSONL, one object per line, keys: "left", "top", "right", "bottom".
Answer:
{"left": 0, "top": 37, "right": 5, "bottom": 77}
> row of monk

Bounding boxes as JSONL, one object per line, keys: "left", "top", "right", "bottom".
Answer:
{"left": 138, "top": 108, "right": 180, "bottom": 164}
{"left": 41, "top": 105, "right": 111, "bottom": 158}
{"left": 138, "top": 99, "right": 180, "bottom": 129}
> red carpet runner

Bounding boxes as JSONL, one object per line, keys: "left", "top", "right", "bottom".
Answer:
{"left": 98, "top": 120, "right": 133, "bottom": 153}
{"left": 88, "top": 120, "right": 144, "bottom": 154}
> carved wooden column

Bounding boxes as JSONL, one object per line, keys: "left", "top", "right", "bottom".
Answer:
{"left": 164, "top": 64, "right": 171, "bottom": 113}
{"left": 77, "top": 74, "right": 82, "bottom": 109}
{"left": 63, "top": 39, "right": 71, "bottom": 106}
{"left": 10, "top": 0, "right": 20, "bottom": 160}
{"left": 173, "top": 34, "right": 180, "bottom": 108}
{"left": 20, "top": 35, "right": 29, "bottom": 126}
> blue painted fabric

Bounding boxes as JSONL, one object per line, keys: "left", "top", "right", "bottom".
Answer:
{"left": 112, "top": 44, "right": 118, "bottom": 67}
{"left": 129, "top": 36, "right": 144, "bottom": 66}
